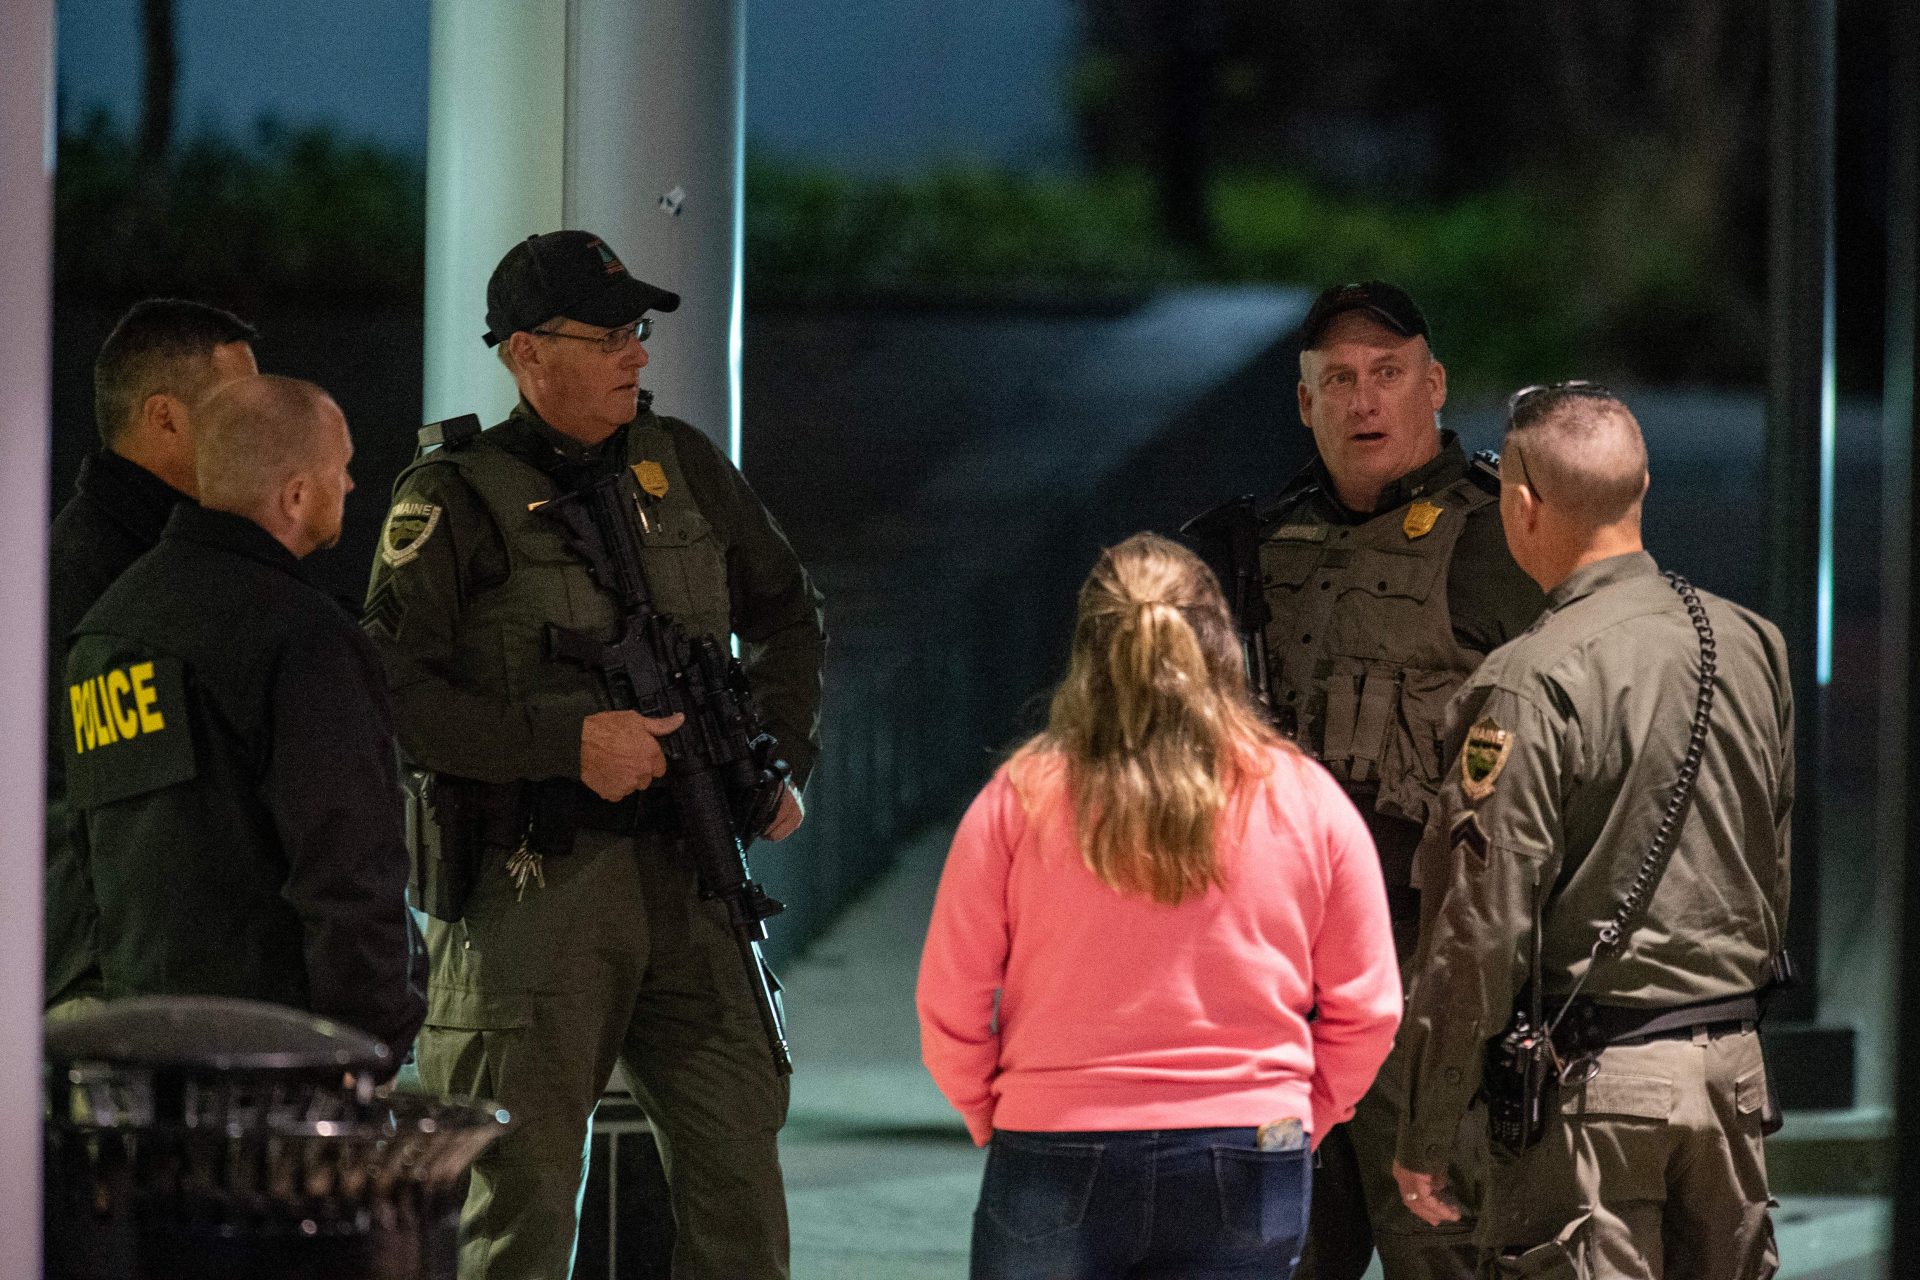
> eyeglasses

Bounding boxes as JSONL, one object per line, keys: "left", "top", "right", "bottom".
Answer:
{"left": 1500, "top": 438, "right": 1548, "bottom": 505}
{"left": 1502, "top": 381, "right": 1616, "bottom": 505}
{"left": 534, "top": 317, "right": 652, "bottom": 353}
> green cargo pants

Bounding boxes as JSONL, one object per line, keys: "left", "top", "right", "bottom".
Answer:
{"left": 1297, "top": 906, "right": 1484, "bottom": 1280}
{"left": 417, "top": 828, "right": 789, "bottom": 1280}
{"left": 1476, "top": 1027, "right": 1776, "bottom": 1280}
{"left": 1296, "top": 1028, "right": 1485, "bottom": 1280}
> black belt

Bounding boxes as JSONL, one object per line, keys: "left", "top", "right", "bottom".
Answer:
{"left": 1610, "top": 1016, "right": 1754, "bottom": 1047}
{"left": 578, "top": 789, "right": 673, "bottom": 835}
{"left": 532, "top": 779, "right": 673, "bottom": 840}
{"left": 1556, "top": 993, "right": 1763, "bottom": 1054}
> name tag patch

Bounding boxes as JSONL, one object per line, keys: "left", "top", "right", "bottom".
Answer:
{"left": 66, "top": 655, "right": 196, "bottom": 808}
{"left": 1270, "top": 523, "right": 1328, "bottom": 543}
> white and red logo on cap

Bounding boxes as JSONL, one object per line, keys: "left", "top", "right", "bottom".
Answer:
{"left": 586, "top": 237, "right": 625, "bottom": 277}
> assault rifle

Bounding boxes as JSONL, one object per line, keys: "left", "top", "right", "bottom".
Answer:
{"left": 1179, "top": 495, "right": 1275, "bottom": 718}
{"left": 539, "top": 470, "right": 794, "bottom": 1075}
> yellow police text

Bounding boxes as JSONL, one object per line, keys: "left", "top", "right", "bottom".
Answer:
{"left": 69, "top": 663, "right": 166, "bottom": 754}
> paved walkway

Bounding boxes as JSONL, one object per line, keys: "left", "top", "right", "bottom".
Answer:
{"left": 776, "top": 823, "right": 1888, "bottom": 1280}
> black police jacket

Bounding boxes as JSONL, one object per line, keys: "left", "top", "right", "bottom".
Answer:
{"left": 64, "top": 505, "right": 426, "bottom": 1062}
{"left": 45, "top": 451, "right": 194, "bottom": 1007}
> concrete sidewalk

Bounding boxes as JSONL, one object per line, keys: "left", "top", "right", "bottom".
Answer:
{"left": 776, "top": 825, "right": 1888, "bottom": 1279}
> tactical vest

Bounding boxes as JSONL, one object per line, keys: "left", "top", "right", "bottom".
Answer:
{"left": 1259, "top": 471, "right": 1494, "bottom": 831}
{"left": 402, "top": 412, "right": 734, "bottom": 713}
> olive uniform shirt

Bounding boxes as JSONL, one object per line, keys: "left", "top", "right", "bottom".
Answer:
{"left": 64, "top": 505, "right": 428, "bottom": 1064}
{"left": 363, "top": 399, "right": 825, "bottom": 791}
{"left": 45, "top": 451, "right": 195, "bottom": 1007}
{"left": 1396, "top": 551, "right": 1794, "bottom": 1174}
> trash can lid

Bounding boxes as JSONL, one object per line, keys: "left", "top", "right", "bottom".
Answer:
{"left": 46, "top": 996, "right": 391, "bottom": 1076}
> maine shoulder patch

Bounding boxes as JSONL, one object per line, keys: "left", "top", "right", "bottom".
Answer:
{"left": 380, "top": 500, "right": 442, "bottom": 568}
{"left": 1459, "top": 716, "right": 1513, "bottom": 802}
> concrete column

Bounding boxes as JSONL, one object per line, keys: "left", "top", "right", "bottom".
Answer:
{"left": 422, "top": 0, "right": 568, "bottom": 428}
{"left": 1890, "top": 0, "right": 1920, "bottom": 1254}
{"left": 0, "top": 0, "right": 53, "bottom": 1274}
{"left": 1761, "top": 0, "right": 1852, "bottom": 1107}
{"left": 424, "top": 0, "right": 744, "bottom": 459}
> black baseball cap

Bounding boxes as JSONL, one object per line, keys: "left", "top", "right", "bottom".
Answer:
{"left": 483, "top": 230, "right": 681, "bottom": 348}
{"left": 1299, "top": 280, "right": 1430, "bottom": 351}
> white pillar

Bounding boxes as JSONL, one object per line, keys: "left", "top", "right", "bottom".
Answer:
{"left": 0, "top": 1, "right": 53, "bottom": 1275}
{"left": 422, "top": 0, "right": 568, "bottom": 429}
{"left": 424, "top": 0, "right": 745, "bottom": 460}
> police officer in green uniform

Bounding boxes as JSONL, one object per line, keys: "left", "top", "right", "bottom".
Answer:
{"left": 1391, "top": 384, "right": 1789, "bottom": 1279}
{"left": 363, "top": 230, "right": 825, "bottom": 1280}
{"left": 1230, "top": 282, "right": 1547, "bottom": 1280}
{"left": 46, "top": 299, "right": 258, "bottom": 1019}
{"left": 63, "top": 374, "right": 425, "bottom": 1063}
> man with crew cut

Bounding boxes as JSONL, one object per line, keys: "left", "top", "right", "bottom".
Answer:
{"left": 46, "top": 299, "right": 257, "bottom": 1018}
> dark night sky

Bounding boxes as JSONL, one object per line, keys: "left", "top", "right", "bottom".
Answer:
{"left": 56, "top": 0, "right": 433, "bottom": 151}
{"left": 55, "top": 0, "right": 1078, "bottom": 170}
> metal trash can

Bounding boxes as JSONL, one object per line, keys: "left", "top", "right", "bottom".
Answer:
{"left": 45, "top": 996, "right": 509, "bottom": 1280}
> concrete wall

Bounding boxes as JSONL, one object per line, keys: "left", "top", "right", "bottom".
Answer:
{"left": 3, "top": 2, "right": 53, "bottom": 1273}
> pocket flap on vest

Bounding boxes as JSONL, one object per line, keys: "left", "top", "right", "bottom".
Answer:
{"left": 1348, "top": 548, "right": 1444, "bottom": 602}
{"left": 634, "top": 503, "right": 716, "bottom": 549}
{"left": 1260, "top": 541, "right": 1321, "bottom": 590}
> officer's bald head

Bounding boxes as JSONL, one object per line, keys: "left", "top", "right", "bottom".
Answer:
{"left": 1502, "top": 387, "right": 1649, "bottom": 531}
{"left": 195, "top": 375, "right": 349, "bottom": 520}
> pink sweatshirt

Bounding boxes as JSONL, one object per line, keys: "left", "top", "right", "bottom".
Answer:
{"left": 917, "top": 745, "right": 1401, "bottom": 1148}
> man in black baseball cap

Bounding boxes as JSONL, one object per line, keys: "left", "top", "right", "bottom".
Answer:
{"left": 1183, "top": 280, "right": 1544, "bottom": 1280}
{"left": 483, "top": 229, "right": 680, "bottom": 347}
{"left": 365, "top": 229, "right": 825, "bottom": 1279}
{"left": 1298, "top": 279, "right": 1430, "bottom": 353}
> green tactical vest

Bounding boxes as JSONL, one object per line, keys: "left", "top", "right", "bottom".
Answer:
{"left": 1259, "top": 470, "right": 1494, "bottom": 830}
{"left": 401, "top": 412, "right": 734, "bottom": 712}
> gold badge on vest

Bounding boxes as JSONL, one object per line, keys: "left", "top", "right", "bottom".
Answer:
{"left": 633, "top": 460, "right": 670, "bottom": 498}
{"left": 1404, "top": 500, "right": 1443, "bottom": 540}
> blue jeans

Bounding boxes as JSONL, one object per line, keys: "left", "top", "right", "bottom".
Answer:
{"left": 971, "top": 1127, "right": 1311, "bottom": 1279}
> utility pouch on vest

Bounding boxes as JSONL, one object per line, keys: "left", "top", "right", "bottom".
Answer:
{"left": 405, "top": 769, "right": 523, "bottom": 921}
{"left": 1321, "top": 658, "right": 1439, "bottom": 808}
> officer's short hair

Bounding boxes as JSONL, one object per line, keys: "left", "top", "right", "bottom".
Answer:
{"left": 195, "top": 376, "right": 341, "bottom": 515}
{"left": 93, "top": 299, "right": 258, "bottom": 447}
{"left": 1505, "top": 384, "right": 1649, "bottom": 527}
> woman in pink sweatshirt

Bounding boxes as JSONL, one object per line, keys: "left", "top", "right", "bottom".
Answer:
{"left": 917, "top": 533, "right": 1402, "bottom": 1279}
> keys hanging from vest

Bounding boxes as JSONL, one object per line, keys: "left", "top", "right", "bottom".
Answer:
{"left": 506, "top": 842, "right": 546, "bottom": 900}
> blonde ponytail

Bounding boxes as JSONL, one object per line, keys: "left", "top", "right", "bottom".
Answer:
{"left": 1012, "top": 533, "right": 1289, "bottom": 905}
